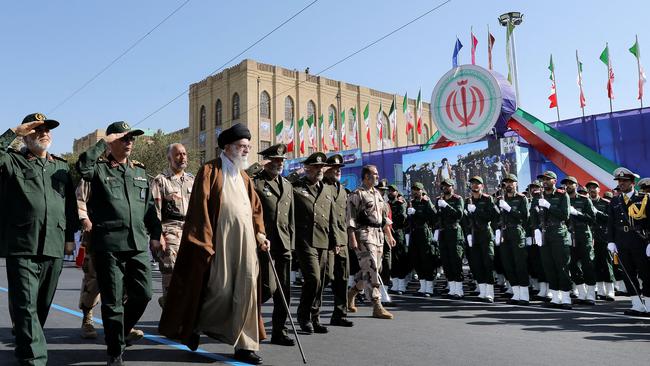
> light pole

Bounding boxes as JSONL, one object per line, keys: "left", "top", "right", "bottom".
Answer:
{"left": 499, "top": 11, "right": 524, "bottom": 106}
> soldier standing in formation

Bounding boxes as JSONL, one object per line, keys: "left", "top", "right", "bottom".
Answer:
{"left": 324, "top": 154, "right": 354, "bottom": 327}
{"left": 586, "top": 181, "right": 615, "bottom": 301}
{"left": 407, "top": 182, "right": 438, "bottom": 297}
{"left": 151, "top": 143, "right": 194, "bottom": 308}
{"left": 387, "top": 184, "right": 410, "bottom": 295}
{"left": 1, "top": 114, "right": 77, "bottom": 366}
{"left": 528, "top": 180, "right": 550, "bottom": 300}
{"left": 436, "top": 179, "right": 465, "bottom": 299}
{"left": 77, "top": 121, "right": 162, "bottom": 365}
{"left": 293, "top": 152, "right": 334, "bottom": 334}
{"left": 252, "top": 143, "right": 296, "bottom": 344}
{"left": 347, "top": 165, "right": 396, "bottom": 319}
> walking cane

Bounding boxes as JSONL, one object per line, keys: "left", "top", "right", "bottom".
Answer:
{"left": 608, "top": 251, "right": 648, "bottom": 312}
{"left": 265, "top": 250, "right": 307, "bottom": 364}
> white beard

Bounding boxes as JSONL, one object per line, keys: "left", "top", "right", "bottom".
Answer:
{"left": 232, "top": 156, "right": 249, "bottom": 170}
{"left": 25, "top": 138, "right": 50, "bottom": 155}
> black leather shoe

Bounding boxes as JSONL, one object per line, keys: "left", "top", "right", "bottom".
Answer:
{"left": 312, "top": 322, "right": 329, "bottom": 334}
{"left": 270, "top": 334, "right": 295, "bottom": 346}
{"left": 559, "top": 303, "right": 572, "bottom": 310}
{"left": 330, "top": 317, "right": 354, "bottom": 327}
{"left": 185, "top": 333, "right": 200, "bottom": 351}
{"left": 299, "top": 320, "right": 313, "bottom": 334}
{"left": 233, "top": 349, "right": 263, "bottom": 365}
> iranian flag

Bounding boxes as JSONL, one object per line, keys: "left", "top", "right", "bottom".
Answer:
{"left": 416, "top": 89, "right": 423, "bottom": 135}
{"left": 488, "top": 30, "right": 496, "bottom": 70}
{"left": 329, "top": 111, "right": 338, "bottom": 151}
{"left": 388, "top": 98, "right": 397, "bottom": 142}
{"left": 576, "top": 50, "right": 587, "bottom": 108}
{"left": 376, "top": 103, "right": 383, "bottom": 149}
{"left": 341, "top": 109, "right": 348, "bottom": 148}
{"left": 599, "top": 43, "right": 615, "bottom": 99}
{"left": 351, "top": 107, "right": 358, "bottom": 146}
{"left": 404, "top": 93, "right": 414, "bottom": 135}
{"left": 630, "top": 36, "right": 647, "bottom": 101}
{"left": 298, "top": 117, "right": 305, "bottom": 154}
{"left": 363, "top": 102, "right": 371, "bottom": 143}
{"left": 307, "top": 115, "right": 317, "bottom": 149}
{"left": 471, "top": 30, "right": 478, "bottom": 65}
{"left": 548, "top": 54, "right": 558, "bottom": 109}
{"left": 286, "top": 119, "right": 295, "bottom": 152}
{"left": 319, "top": 114, "right": 329, "bottom": 151}
{"left": 275, "top": 120, "right": 284, "bottom": 143}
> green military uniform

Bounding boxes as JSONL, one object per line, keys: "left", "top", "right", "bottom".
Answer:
{"left": 585, "top": 181, "right": 615, "bottom": 300}
{"left": 388, "top": 185, "right": 410, "bottom": 294}
{"left": 533, "top": 171, "right": 572, "bottom": 308}
{"left": 527, "top": 181, "right": 549, "bottom": 299}
{"left": 252, "top": 144, "right": 296, "bottom": 342}
{"left": 435, "top": 179, "right": 465, "bottom": 299}
{"left": 562, "top": 177, "right": 598, "bottom": 304}
{"left": 77, "top": 122, "right": 161, "bottom": 358}
{"left": 408, "top": 182, "right": 438, "bottom": 296}
{"left": 498, "top": 174, "right": 531, "bottom": 304}
{"left": 292, "top": 152, "right": 334, "bottom": 333}
{"left": 1, "top": 113, "right": 77, "bottom": 366}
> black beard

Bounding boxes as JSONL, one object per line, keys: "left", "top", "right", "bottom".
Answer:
{"left": 506, "top": 186, "right": 514, "bottom": 193}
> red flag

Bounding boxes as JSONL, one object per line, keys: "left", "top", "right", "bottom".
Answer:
{"left": 471, "top": 31, "right": 478, "bottom": 65}
{"left": 548, "top": 55, "right": 558, "bottom": 109}
{"left": 487, "top": 32, "right": 495, "bottom": 70}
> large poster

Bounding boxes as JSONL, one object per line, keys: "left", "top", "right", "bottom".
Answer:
{"left": 402, "top": 137, "right": 530, "bottom": 197}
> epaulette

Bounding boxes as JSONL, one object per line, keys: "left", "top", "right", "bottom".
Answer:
{"left": 132, "top": 160, "right": 145, "bottom": 168}
{"left": 482, "top": 193, "right": 491, "bottom": 198}
{"left": 50, "top": 154, "right": 67, "bottom": 162}
{"left": 516, "top": 192, "right": 525, "bottom": 197}
{"left": 452, "top": 193, "right": 461, "bottom": 199}
{"left": 601, "top": 197, "right": 611, "bottom": 203}
{"left": 98, "top": 156, "right": 109, "bottom": 163}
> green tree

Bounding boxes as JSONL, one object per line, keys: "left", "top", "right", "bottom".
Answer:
{"left": 131, "top": 130, "right": 200, "bottom": 179}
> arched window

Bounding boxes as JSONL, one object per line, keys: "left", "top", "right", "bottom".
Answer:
{"left": 285, "top": 96, "right": 294, "bottom": 123}
{"left": 382, "top": 111, "right": 391, "bottom": 148}
{"left": 408, "top": 127, "right": 415, "bottom": 144}
{"left": 348, "top": 108, "right": 356, "bottom": 147}
{"left": 307, "top": 100, "right": 316, "bottom": 119}
{"left": 199, "top": 105, "right": 206, "bottom": 131}
{"left": 215, "top": 99, "right": 222, "bottom": 127}
{"left": 260, "top": 91, "right": 271, "bottom": 120}
{"left": 232, "top": 92, "right": 240, "bottom": 120}
{"left": 423, "top": 124, "right": 430, "bottom": 140}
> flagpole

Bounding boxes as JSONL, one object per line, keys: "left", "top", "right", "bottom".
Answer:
{"left": 636, "top": 35, "right": 643, "bottom": 109}
{"left": 487, "top": 24, "right": 491, "bottom": 70}
{"left": 607, "top": 42, "right": 613, "bottom": 114}
{"left": 551, "top": 55, "right": 560, "bottom": 122}
{"left": 576, "top": 50, "right": 585, "bottom": 119}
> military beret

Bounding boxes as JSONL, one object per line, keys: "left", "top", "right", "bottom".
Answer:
{"left": 412, "top": 182, "right": 424, "bottom": 190}
{"left": 106, "top": 121, "right": 144, "bottom": 137}
{"left": 613, "top": 167, "right": 639, "bottom": 181}
{"left": 502, "top": 173, "right": 518, "bottom": 182}
{"left": 638, "top": 177, "right": 650, "bottom": 188}
{"left": 22, "top": 112, "right": 59, "bottom": 130}
{"left": 388, "top": 184, "right": 399, "bottom": 192}
{"left": 258, "top": 143, "right": 287, "bottom": 159}
{"left": 469, "top": 176, "right": 483, "bottom": 184}
{"left": 326, "top": 154, "right": 345, "bottom": 167}
{"left": 585, "top": 181, "right": 600, "bottom": 188}
{"left": 604, "top": 191, "right": 614, "bottom": 199}
{"left": 441, "top": 178, "right": 454, "bottom": 187}
{"left": 302, "top": 152, "right": 327, "bottom": 166}
{"left": 561, "top": 176, "right": 578, "bottom": 185}
{"left": 217, "top": 123, "right": 251, "bottom": 149}
{"left": 537, "top": 170, "right": 557, "bottom": 180}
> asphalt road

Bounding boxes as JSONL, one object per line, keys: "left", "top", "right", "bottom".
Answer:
{"left": 1, "top": 259, "right": 649, "bottom": 366}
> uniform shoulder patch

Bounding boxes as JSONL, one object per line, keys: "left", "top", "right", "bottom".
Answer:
{"left": 132, "top": 160, "right": 145, "bottom": 168}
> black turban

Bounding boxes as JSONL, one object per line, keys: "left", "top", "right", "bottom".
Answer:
{"left": 217, "top": 123, "right": 251, "bottom": 149}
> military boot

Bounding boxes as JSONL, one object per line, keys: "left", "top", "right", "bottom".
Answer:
{"left": 372, "top": 299, "right": 394, "bottom": 319}
{"left": 347, "top": 287, "right": 359, "bottom": 313}
{"left": 81, "top": 308, "right": 97, "bottom": 339}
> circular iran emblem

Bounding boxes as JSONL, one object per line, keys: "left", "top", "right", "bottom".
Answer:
{"left": 431, "top": 65, "right": 503, "bottom": 143}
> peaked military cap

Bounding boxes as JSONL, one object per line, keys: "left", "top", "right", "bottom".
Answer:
{"left": 561, "top": 176, "right": 578, "bottom": 185}
{"left": 258, "top": 143, "right": 287, "bottom": 159}
{"left": 528, "top": 180, "right": 542, "bottom": 187}
{"left": 585, "top": 180, "right": 600, "bottom": 188}
{"left": 613, "top": 167, "right": 639, "bottom": 181}
{"left": 302, "top": 152, "right": 327, "bottom": 166}
{"left": 469, "top": 176, "right": 483, "bottom": 184}
{"left": 22, "top": 112, "right": 59, "bottom": 130}
{"left": 217, "top": 123, "right": 251, "bottom": 149}
{"left": 638, "top": 177, "right": 650, "bottom": 188}
{"left": 441, "top": 178, "right": 455, "bottom": 187}
{"left": 537, "top": 170, "right": 557, "bottom": 180}
{"left": 502, "top": 173, "right": 518, "bottom": 182}
{"left": 412, "top": 182, "right": 424, "bottom": 190}
{"left": 106, "top": 121, "right": 144, "bottom": 137}
{"left": 388, "top": 184, "right": 399, "bottom": 192}
{"left": 326, "top": 154, "right": 345, "bottom": 167}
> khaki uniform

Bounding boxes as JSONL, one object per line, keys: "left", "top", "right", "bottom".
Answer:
{"left": 151, "top": 169, "right": 194, "bottom": 297}
{"left": 76, "top": 180, "right": 100, "bottom": 311}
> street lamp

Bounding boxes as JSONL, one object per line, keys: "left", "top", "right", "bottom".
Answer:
{"left": 499, "top": 12, "right": 524, "bottom": 106}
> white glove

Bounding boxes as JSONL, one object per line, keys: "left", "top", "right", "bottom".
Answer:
{"left": 499, "top": 199, "right": 511, "bottom": 212}
{"left": 407, "top": 207, "right": 416, "bottom": 215}
{"left": 646, "top": 244, "right": 650, "bottom": 257}
{"left": 467, "top": 204, "right": 476, "bottom": 213}
{"left": 607, "top": 242, "right": 618, "bottom": 253}
{"left": 437, "top": 199, "right": 448, "bottom": 208}
{"left": 525, "top": 237, "right": 532, "bottom": 246}
{"left": 433, "top": 229, "right": 440, "bottom": 242}
{"left": 569, "top": 206, "right": 579, "bottom": 216}
{"left": 534, "top": 229, "right": 543, "bottom": 246}
{"left": 467, "top": 234, "right": 473, "bottom": 247}
{"left": 538, "top": 198, "right": 551, "bottom": 209}
{"left": 494, "top": 229, "right": 501, "bottom": 246}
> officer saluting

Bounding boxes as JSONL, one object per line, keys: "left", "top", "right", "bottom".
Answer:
{"left": 77, "top": 121, "right": 162, "bottom": 365}
{"left": 1, "top": 113, "right": 77, "bottom": 366}
{"left": 606, "top": 167, "right": 650, "bottom": 315}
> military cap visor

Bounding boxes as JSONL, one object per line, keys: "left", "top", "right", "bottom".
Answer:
{"left": 303, "top": 152, "right": 328, "bottom": 166}
{"left": 585, "top": 181, "right": 600, "bottom": 188}
{"left": 528, "top": 180, "right": 542, "bottom": 187}
{"left": 469, "top": 176, "right": 483, "bottom": 184}
{"left": 106, "top": 121, "right": 144, "bottom": 137}
{"left": 441, "top": 178, "right": 454, "bottom": 187}
{"left": 22, "top": 113, "right": 59, "bottom": 130}
{"left": 537, "top": 171, "right": 557, "bottom": 180}
{"left": 411, "top": 182, "right": 424, "bottom": 190}
{"left": 388, "top": 184, "right": 399, "bottom": 191}
{"left": 638, "top": 177, "right": 650, "bottom": 187}
{"left": 258, "top": 143, "right": 287, "bottom": 159}
{"left": 502, "top": 173, "right": 518, "bottom": 182}
{"left": 613, "top": 167, "right": 639, "bottom": 181}
{"left": 325, "top": 154, "right": 345, "bottom": 167}
{"left": 561, "top": 176, "right": 578, "bottom": 185}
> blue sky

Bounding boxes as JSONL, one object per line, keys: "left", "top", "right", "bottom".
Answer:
{"left": 2, "top": 0, "right": 648, "bottom": 154}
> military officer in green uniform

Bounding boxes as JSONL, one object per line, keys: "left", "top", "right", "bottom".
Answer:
{"left": 77, "top": 121, "right": 162, "bottom": 365}
{"left": 293, "top": 152, "right": 334, "bottom": 334}
{"left": 323, "top": 154, "right": 354, "bottom": 327}
{"left": 534, "top": 171, "right": 572, "bottom": 309}
{"left": 463, "top": 176, "right": 500, "bottom": 303}
{"left": 585, "top": 181, "right": 615, "bottom": 300}
{"left": 527, "top": 180, "right": 550, "bottom": 300}
{"left": 607, "top": 167, "right": 650, "bottom": 315}
{"left": 435, "top": 178, "right": 465, "bottom": 299}
{"left": 252, "top": 143, "right": 296, "bottom": 345}
{"left": 561, "top": 176, "right": 598, "bottom": 305}
{"left": 1, "top": 114, "right": 77, "bottom": 366}
{"left": 407, "top": 182, "right": 438, "bottom": 296}
{"left": 498, "top": 174, "right": 531, "bottom": 305}
{"left": 387, "top": 184, "right": 410, "bottom": 295}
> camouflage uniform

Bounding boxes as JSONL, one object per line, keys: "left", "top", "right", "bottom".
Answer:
{"left": 151, "top": 169, "right": 194, "bottom": 302}
{"left": 77, "top": 180, "right": 100, "bottom": 313}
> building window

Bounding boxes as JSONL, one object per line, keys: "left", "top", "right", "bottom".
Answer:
{"left": 285, "top": 96, "right": 294, "bottom": 123}
{"left": 381, "top": 111, "right": 391, "bottom": 148}
{"left": 260, "top": 91, "right": 271, "bottom": 120}
{"left": 408, "top": 127, "right": 415, "bottom": 144}
{"left": 215, "top": 99, "right": 222, "bottom": 127}
{"left": 199, "top": 105, "right": 206, "bottom": 131}
{"left": 307, "top": 100, "right": 316, "bottom": 119}
{"left": 199, "top": 150, "right": 206, "bottom": 165}
{"left": 232, "top": 92, "right": 240, "bottom": 120}
{"left": 423, "top": 124, "right": 430, "bottom": 140}
{"left": 348, "top": 108, "right": 356, "bottom": 147}
{"left": 260, "top": 140, "right": 271, "bottom": 152}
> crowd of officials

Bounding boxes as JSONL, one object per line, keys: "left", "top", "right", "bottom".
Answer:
{"left": 1, "top": 114, "right": 649, "bottom": 366}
